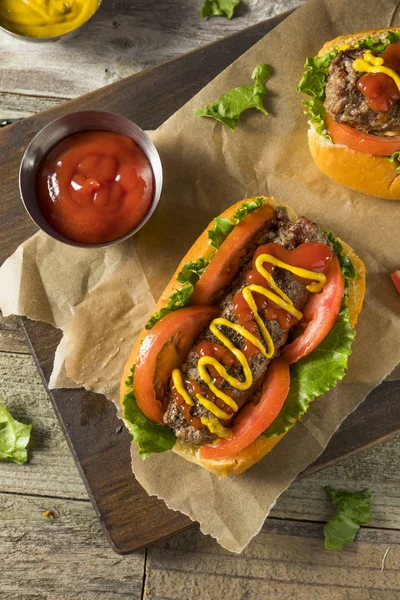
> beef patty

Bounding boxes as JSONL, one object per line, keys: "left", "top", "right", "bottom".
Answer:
{"left": 324, "top": 48, "right": 400, "bottom": 135}
{"left": 163, "top": 208, "right": 331, "bottom": 446}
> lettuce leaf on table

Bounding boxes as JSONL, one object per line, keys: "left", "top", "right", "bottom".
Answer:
{"left": 0, "top": 405, "right": 32, "bottom": 465}
{"left": 324, "top": 487, "right": 372, "bottom": 550}
{"left": 195, "top": 64, "right": 270, "bottom": 132}
{"left": 201, "top": 0, "right": 239, "bottom": 19}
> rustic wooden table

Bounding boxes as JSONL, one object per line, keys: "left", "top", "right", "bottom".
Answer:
{"left": 1, "top": 1, "right": 400, "bottom": 598}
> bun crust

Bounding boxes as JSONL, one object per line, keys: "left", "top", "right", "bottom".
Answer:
{"left": 308, "top": 28, "right": 400, "bottom": 201}
{"left": 120, "top": 198, "right": 366, "bottom": 477}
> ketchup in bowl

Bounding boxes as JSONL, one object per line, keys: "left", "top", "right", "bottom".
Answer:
{"left": 36, "top": 130, "right": 154, "bottom": 245}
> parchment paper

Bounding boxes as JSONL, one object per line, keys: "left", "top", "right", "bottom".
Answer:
{"left": 1, "top": 0, "right": 400, "bottom": 553}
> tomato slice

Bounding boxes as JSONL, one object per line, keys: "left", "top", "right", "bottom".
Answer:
{"left": 282, "top": 255, "right": 344, "bottom": 364}
{"left": 200, "top": 358, "right": 290, "bottom": 460}
{"left": 134, "top": 306, "right": 219, "bottom": 423}
{"left": 391, "top": 270, "right": 400, "bottom": 295}
{"left": 326, "top": 114, "right": 400, "bottom": 156}
{"left": 192, "top": 205, "right": 275, "bottom": 305}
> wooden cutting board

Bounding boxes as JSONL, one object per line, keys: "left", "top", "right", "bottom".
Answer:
{"left": 0, "top": 10, "right": 399, "bottom": 554}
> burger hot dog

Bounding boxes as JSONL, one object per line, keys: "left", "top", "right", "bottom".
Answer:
{"left": 120, "top": 197, "right": 365, "bottom": 476}
{"left": 298, "top": 27, "right": 400, "bottom": 199}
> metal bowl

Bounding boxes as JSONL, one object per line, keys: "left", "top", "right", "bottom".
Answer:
{"left": 0, "top": 0, "right": 102, "bottom": 43}
{"left": 19, "top": 110, "right": 163, "bottom": 248}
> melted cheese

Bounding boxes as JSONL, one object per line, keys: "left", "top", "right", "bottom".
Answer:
{"left": 174, "top": 253, "right": 326, "bottom": 438}
{"left": 353, "top": 50, "right": 400, "bottom": 92}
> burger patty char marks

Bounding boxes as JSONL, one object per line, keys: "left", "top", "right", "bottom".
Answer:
{"left": 163, "top": 209, "right": 331, "bottom": 446}
{"left": 324, "top": 48, "right": 400, "bottom": 134}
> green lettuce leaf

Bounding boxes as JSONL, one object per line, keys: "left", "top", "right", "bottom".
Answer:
{"left": 324, "top": 487, "right": 372, "bottom": 550}
{"left": 297, "top": 51, "right": 336, "bottom": 138}
{"left": 233, "top": 196, "right": 263, "bottom": 222}
{"left": 177, "top": 257, "right": 210, "bottom": 286}
{"left": 0, "top": 405, "right": 32, "bottom": 465}
{"left": 194, "top": 64, "right": 270, "bottom": 132}
{"left": 358, "top": 32, "right": 400, "bottom": 53}
{"left": 145, "top": 284, "right": 194, "bottom": 330}
{"left": 388, "top": 151, "right": 400, "bottom": 174}
{"left": 208, "top": 197, "right": 265, "bottom": 249}
{"left": 122, "top": 368, "right": 176, "bottom": 459}
{"left": 208, "top": 216, "right": 235, "bottom": 249}
{"left": 327, "top": 231, "right": 357, "bottom": 280}
{"left": 297, "top": 53, "right": 335, "bottom": 98}
{"left": 201, "top": 0, "right": 239, "bottom": 19}
{"left": 263, "top": 306, "right": 355, "bottom": 437}
{"left": 302, "top": 98, "right": 329, "bottom": 137}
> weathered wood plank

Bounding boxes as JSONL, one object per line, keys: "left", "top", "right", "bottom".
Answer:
{"left": 272, "top": 434, "right": 400, "bottom": 529}
{"left": 0, "top": 91, "right": 66, "bottom": 121}
{"left": 1, "top": 348, "right": 400, "bottom": 529}
{"left": 0, "top": 330, "right": 30, "bottom": 353}
{"left": 0, "top": 492, "right": 145, "bottom": 599}
{"left": 144, "top": 519, "right": 400, "bottom": 599}
{"left": 0, "top": 0, "right": 305, "bottom": 119}
{"left": 0, "top": 353, "right": 87, "bottom": 499}
{"left": 0, "top": 313, "right": 22, "bottom": 331}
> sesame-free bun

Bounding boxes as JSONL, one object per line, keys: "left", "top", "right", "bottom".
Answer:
{"left": 120, "top": 198, "right": 365, "bottom": 477}
{"left": 308, "top": 28, "right": 400, "bottom": 200}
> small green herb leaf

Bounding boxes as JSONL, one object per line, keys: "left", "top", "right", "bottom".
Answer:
{"left": 0, "top": 405, "right": 32, "bottom": 465}
{"left": 195, "top": 64, "right": 270, "bottom": 131}
{"left": 324, "top": 487, "right": 372, "bottom": 550}
{"left": 177, "top": 257, "right": 209, "bottom": 286}
{"left": 233, "top": 197, "right": 263, "bottom": 223}
{"left": 122, "top": 367, "right": 176, "bottom": 459}
{"left": 201, "top": 0, "right": 239, "bottom": 19}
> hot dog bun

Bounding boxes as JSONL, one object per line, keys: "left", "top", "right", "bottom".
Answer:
{"left": 307, "top": 28, "right": 400, "bottom": 200}
{"left": 120, "top": 198, "right": 365, "bottom": 477}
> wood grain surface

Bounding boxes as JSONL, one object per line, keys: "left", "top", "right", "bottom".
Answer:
{"left": 1, "top": 0, "right": 400, "bottom": 596}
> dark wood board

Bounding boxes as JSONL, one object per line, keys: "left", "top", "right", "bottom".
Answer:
{"left": 1, "top": 10, "right": 399, "bottom": 554}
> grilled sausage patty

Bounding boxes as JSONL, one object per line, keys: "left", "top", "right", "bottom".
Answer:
{"left": 163, "top": 208, "right": 331, "bottom": 446}
{"left": 324, "top": 48, "right": 400, "bottom": 135}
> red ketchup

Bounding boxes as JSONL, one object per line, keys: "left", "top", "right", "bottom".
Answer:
{"left": 37, "top": 131, "right": 154, "bottom": 244}
{"left": 357, "top": 42, "right": 400, "bottom": 113}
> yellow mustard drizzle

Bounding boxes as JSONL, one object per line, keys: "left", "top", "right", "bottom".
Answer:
{"left": 200, "top": 417, "right": 232, "bottom": 440}
{"left": 172, "top": 369, "right": 194, "bottom": 406}
{"left": 353, "top": 50, "right": 400, "bottom": 92}
{"left": 0, "top": 0, "right": 98, "bottom": 38}
{"left": 337, "top": 44, "right": 351, "bottom": 51}
{"left": 175, "top": 255, "right": 327, "bottom": 439}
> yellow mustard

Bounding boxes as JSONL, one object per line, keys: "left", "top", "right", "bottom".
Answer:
{"left": 0, "top": 0, "right": 98, "bottom": 38}
{"left": 353, "top": 50, "right": 400, "bottom": 92}
{"left": 173, "top": 254, "right": 327, "bottom": 439}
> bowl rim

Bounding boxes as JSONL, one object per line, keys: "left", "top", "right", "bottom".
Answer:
{"left": 0, "top": 0, "right": 103, "bottom": 42}
{"left": 19, "top": 110, "right": 163, "bottom": 249}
